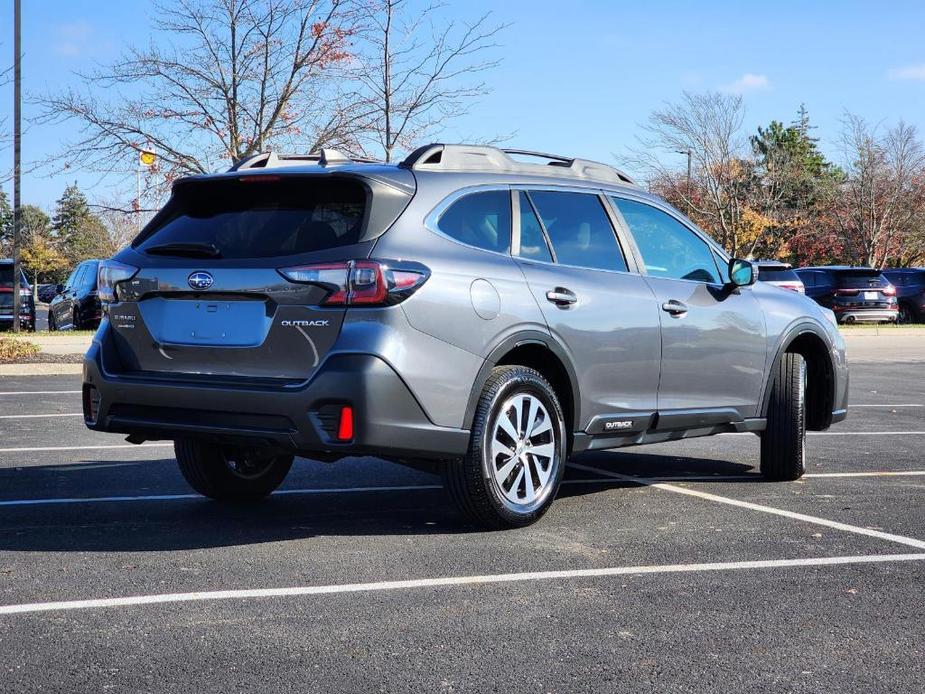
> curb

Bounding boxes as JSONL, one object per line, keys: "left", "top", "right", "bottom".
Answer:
{"left": 840, "top": 328, "right": 925, "bottom": 336}
{"left": 0, "top": 363, "right": 83, "bottom": 376}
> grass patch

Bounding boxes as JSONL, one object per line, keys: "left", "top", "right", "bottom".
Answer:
{"left": 0, "top": 336, "right": 41, "bottom": 363}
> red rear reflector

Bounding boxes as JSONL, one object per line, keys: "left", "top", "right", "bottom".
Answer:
{"left": 238, "top": 175, "right": 283, "bottom": 183}
{"left": 337, "top": 406, "right": 354, "bottom": 441}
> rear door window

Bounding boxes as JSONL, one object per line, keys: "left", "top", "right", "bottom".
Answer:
{"left": 516, "top": 192, "right": 553, "bottom": 263}
{"left": 528, "top": 191, "right": 627, "bottom": 272}
{"left": 438, "top": 190, "right": 511, "bottom": 253}
{"left": 612, "top": 197, "right": 720, "bottom": 283}
{"left": 135, "top": 177, "right": 368, "bottom": 259}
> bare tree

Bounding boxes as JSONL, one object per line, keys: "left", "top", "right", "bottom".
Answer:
{"left": 37, "top": 0, "right": 362, "bottom": 189}
{"left": 628, "top": 92, "right": 761, "bottom": 256}
{"left": 355, "top": 0, "right": 505, "bottom": 162}
{"left": 827, "top": 115, "right": 925, "bottom": 267}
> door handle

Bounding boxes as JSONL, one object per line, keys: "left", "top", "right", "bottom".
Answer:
{"left": 661, "top": 299, "right": 688, "bottom": 316}
{"left": 546, "top": 288, "right": 578, "bottom": 306}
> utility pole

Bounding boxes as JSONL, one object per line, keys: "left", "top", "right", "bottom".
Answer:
{"left": 12, "top": 0, "right": 22, "bottom": 332}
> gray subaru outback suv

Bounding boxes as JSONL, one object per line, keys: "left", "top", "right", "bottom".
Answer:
{"left": 83, "top": 144, "right": 849, "bottom": 527}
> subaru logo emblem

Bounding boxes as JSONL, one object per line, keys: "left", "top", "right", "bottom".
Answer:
{"left": 188, "top": 272, "right": 214, "bottom": 290}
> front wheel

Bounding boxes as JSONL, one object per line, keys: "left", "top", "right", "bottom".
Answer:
{"left": 760, "top": 352, "right": 807, "bottom": 481}
{"left": 443, "top": 366, "right": 567, "bottom": 528}
{"left": 174, "top": 439, "right": 293, "bottom": 501}
{"left": 48, "top": 311, "right": 56, "bottom": 331}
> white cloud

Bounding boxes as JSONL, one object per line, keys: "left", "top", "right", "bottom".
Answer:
{"left": 720, "top": 73, "right": 771, "bottom": 95}
{"left": 888, "top": 64, "right": 925, "bottom": 81}
{"left": 54, "top": 21, "right": 94, "bottom": 57}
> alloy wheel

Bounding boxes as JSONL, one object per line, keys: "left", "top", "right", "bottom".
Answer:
{"left": 489, "top": 393, "right": 558, "bottom": 510}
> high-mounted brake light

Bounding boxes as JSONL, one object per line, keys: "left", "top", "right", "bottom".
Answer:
{"left": 98, "top": 260, "right": 139, "bottom": 304}
{"left": 278, "top": 260, "right": 428, "bottom": 306}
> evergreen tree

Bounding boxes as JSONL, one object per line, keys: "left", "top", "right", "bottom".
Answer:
{"left": 51, "top": 183, "right": 109, "bottom": 262}
{"left": 0, "top": 190, "right": 12, "bottom": 257}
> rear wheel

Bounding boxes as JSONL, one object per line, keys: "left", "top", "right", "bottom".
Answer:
{"left": 443, "top": 366, "right": 566, "bottom": 528}
{"left": 760, "top": 352, "right": 807, "bottom": 481}
{"left": 174, "top": 439, "right": 293, "bottom": 501}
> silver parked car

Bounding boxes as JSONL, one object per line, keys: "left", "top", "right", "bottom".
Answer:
{"left": 83, "top": 145, "right": 849, "bottom": 527}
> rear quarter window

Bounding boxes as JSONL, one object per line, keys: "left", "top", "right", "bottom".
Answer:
{"left": 135, "top": 177, "right": 368, "bottom": 259}
{"left": 437, "top": 190, "right": 512, "bottom": 253}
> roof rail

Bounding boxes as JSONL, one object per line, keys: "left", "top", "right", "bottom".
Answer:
{"left": 229, "top": 148, "right": 381, "bottom": 171}
{"left": 399, "top": 144, "right": 637, "bottom": 186}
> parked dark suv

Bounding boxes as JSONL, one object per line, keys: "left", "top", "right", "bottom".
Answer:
{"left": 82, "top": 145, "right": 849, "bottom": 528}
{"left": 882, "top": 268, "right": 925, "bottom": 323}
{"left": 49, "top": 259, "right": 103, "bottom": 331}
{"left": 0, "top": 260, "right": 35, "bottom": 332}
{"left": 795, "top": 266, "right": 898, "bottom": 324}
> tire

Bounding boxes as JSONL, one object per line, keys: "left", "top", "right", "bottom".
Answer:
{"left": 72, "top": 308, "right": 81, "bottom": 331}
{"left": 760, "top": 352, "right": 807, "bottom": 481}
{"left": 174, "top": 439, "right": 293, "bottom": 501}
{"left": 443, "top": 365, "right": 567, "bottom": 529}
{"left": 48, "top": 311, "right": 56, "bottom": 331}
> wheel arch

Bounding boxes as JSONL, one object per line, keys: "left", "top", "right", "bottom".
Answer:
{"left": 464, "top": 331, "right": 580, "bottom": 440}
{"left": 761, "top": 323, "right": 836, "bottom": 431}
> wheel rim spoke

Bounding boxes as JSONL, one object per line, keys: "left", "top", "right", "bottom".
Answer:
{"left": 490, "top": 392, "right": 557, "bottom": 507}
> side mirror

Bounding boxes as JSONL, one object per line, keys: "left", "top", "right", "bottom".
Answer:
{"left": 728, "top": 258, "right": 757, "bottom": 287}
{"left": 55, "top": 283, "right": 64, "bottom": 295}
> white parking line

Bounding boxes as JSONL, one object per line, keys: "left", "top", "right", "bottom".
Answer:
{"left": 0, "top": 443, "right": 173, "bottom": 453}
{"left": 1, "top": 552, "right": 922, "bottom": 616}
{"left": 851, "top": 404, "right": 923, "bottom": 408}
{"left": 0, "top": 413, "right": 83, "bottom": 420}
{"left": 0, "top": 484, "right": 444, "bottom": 508}
{"left": 569, "top": 462, "right": 925, "bottom": 550}
{"left": 4, "top": 470, "right": 922, "bottom": 509}
{"left": 0, "top": 390, "right": 81, "bottom": 396}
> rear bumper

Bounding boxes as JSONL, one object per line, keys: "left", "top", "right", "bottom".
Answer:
{"left": 836, "top": 309, "right": 898, "bottom": 323}
{"left": 82, "top": 331, "right": 469, "bottom": 462}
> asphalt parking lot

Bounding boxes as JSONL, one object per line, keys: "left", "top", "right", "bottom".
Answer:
{"left": 0, "top": 361, "right": 923, "bottom": 693}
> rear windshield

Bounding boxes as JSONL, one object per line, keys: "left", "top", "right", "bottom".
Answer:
{"left": 758, "top": 267, "right": 799, "bottom": 282}
{"left": 0, "top": 265, "right": 26, "bottom": 289}
{"left": 134, "top": 177, "right": 367, "bottom": 259}
{"left": 835, "top": 271, "right": 887, "bottom": 288}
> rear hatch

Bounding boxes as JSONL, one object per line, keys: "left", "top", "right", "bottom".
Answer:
{"left": 0, "top": 264, "right": 28, "bottom": 319}
{"left": 833, "top": 269, "right": 895, "bottom": 310}
{"left": 108, "top": 171, "right": 414, "bottom": 382}
{"left": 758, "top": 265, "right": 804, "bottom": 293}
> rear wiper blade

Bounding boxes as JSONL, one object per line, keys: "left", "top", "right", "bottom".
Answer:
{"left": 144, "top": 242, "right": 222, "bottom": 258}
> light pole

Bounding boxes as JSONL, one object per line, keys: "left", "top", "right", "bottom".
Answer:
{"left": 12, "top": 0, "right": 22, "bottom": 332}
{"left": 676, "top": 149, "right": 692, "bottom": 215}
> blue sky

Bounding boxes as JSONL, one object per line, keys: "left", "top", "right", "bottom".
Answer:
{"left": 2, "top": 0, "right": 925, "bottom": 210}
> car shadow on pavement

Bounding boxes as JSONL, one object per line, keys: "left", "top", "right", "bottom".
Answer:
{"left": 0, "top": 451, "right": 758, "bottom": 553}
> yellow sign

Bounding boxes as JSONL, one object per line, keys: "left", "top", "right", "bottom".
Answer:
{"left": 139, "top": 150, "right": 157, "bottom": 167}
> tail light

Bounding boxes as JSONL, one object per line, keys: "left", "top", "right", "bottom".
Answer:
{"left": 777, "top": 282, "right": 804, "bottom": 293}
{"left": 278, "top": 260, "right": 429, "bottom": 306}
{"left": 883, "top": 285, "right": 896, "bottom": 297}
{"left": 98, "top": 260, "right": 139, "bottom": 304}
